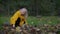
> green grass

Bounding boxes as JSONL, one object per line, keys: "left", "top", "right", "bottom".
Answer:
{"left": 0, "top": 16, "right": 60, "bottom": 26}
{"left": 0, "top": 17, "right": 10, "bottom": 24}
{"left": 27, "top": 16, "right": 60, "bottom": 26}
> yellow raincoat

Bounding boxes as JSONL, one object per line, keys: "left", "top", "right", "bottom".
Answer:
{"left": 10, "top": 10, "right": 27, "bottom": 27}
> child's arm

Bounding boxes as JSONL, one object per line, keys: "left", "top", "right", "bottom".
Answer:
{"left": 10, "top": 11, "right": 20, "bottom": 25}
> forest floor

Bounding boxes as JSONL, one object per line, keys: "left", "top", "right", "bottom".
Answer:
{"left": 0, "top": 16, "right": 60, "bottom": 34}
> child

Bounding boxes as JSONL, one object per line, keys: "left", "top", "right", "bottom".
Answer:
{"left": 10, "top": 6, "right": 28, "bottom": 28}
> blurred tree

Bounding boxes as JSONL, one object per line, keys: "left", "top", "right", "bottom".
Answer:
{"left": 0, "top": 0, "right": 60, "bottom": 16}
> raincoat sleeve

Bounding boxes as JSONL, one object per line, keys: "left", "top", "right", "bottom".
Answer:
{"left": 19, "top": 16, "right": 28, "bottom": 26}
{"left": 24, "top": 18, "right": 28, "bottom": 25}
{"left": 10, "top": 11, "right": 20, "bottom": 25}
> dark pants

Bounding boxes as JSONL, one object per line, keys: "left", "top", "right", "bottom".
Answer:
{"left": 15, "top": 17, "right": 21, "bottom": 27}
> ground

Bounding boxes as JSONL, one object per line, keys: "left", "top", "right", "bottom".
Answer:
{"left": 0, "top": 16, "right": 60, "bottom": 34}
